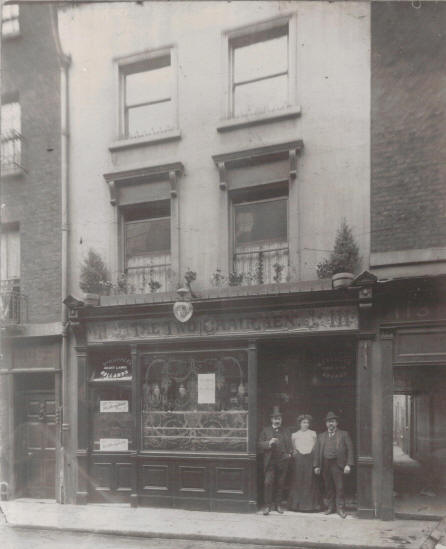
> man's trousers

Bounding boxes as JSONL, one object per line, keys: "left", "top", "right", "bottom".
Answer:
{"left": 322, "top": 458, "right": 345, "bottom": 510}
{"left": 264, "top": 459, "right": 289, "bottom": 507}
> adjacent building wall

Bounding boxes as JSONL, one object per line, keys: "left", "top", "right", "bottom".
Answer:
{"left": 1, "top": 4, "right": 62, "bottom": 323}
{"left": 371, "top": 1, "right": 446, "bottom": 277}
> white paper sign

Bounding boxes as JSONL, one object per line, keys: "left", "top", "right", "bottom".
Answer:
{"left": 99, "top": 438, "right": 128, "bottom": 451}
{"left": 100, "top": 400, "right": 129, "bottom": 413}
{"left": 197, "top": 373, "right": 215, "bottom": 404}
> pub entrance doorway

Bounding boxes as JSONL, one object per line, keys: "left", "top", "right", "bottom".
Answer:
{"left": 393, "top": 366, "right": 446, "bottom": 518}
{"left": 15, "top": 373, "right": 56, "bottom": 499}
{"left": 257, "top": 337, "right": 357, "bottom": 508}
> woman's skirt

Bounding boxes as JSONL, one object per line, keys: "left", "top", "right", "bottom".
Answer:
{"left": 288, "top": 451, "right": 321, "bottom": 511}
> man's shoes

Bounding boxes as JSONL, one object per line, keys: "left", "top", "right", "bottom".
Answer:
{"left": 263, "top": 506, "right": 271, "bottom": 515}
{"left": 275, "top": 505, "right": 284, "bottom": 514}
{"left": 324, "top": 507, "right": 335, "bottom": 515}
{"left": 337, "top": 508, "right": 347, "bottom": 519}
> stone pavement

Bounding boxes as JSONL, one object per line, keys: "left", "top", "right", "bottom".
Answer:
{"left": 0, "top": 499, "right": 437, "bottom": 549}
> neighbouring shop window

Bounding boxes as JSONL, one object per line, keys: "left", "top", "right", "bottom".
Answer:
{"left": 123, "top": 201, "right": 171, "bottom": 293}
{"left": 141, "top": 350, "right": 248, "bottom": 453}
{"left": 233, "top": 196, "right": 288, "bottom": 285}
{"left": 90, "top": 355, "right": 134, "bottom": 451}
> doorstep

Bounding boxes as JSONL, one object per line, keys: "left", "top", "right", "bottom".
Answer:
{"left": 0, "top": 499, "right": 434, "bottom": 549}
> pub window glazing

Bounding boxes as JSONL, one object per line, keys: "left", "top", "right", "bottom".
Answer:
{"left": 89, "top": 355, "right": 134, "bottom": 452}
{"left": 141, "top": 350, "right": 248, "bottom": 453}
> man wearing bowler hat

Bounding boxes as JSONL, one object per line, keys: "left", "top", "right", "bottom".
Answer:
{"left": 258, "top": 405, "right": 292, "bottom": 515}
{"left": 313, "top": 411, "right": 354, "bottom": 518}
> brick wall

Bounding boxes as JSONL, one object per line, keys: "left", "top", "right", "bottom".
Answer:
{"left": 1, "top": 5, "right": 62, "bottom": 323}
{"left": 371, "top": 2, "right": 446, "bottom": 253}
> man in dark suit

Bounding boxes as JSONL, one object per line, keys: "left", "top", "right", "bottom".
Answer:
{"left": 314, "top": 411, "right": 354, "bottom": 518}
{"left": 258, "top": 406, "right": 292, "bottom": 515}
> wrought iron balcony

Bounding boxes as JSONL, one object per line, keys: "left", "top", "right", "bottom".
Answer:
{"left": 1, "top": 131, "right": 24, "bottom": 175}
{"left": 233, "top": 243, "right": 289, "bottom": 285}
{"left": 0, "top": 281, "right": 27, "bottom": 325}
{"left": 125, "top": 254, "right": 171, "bottom": 294}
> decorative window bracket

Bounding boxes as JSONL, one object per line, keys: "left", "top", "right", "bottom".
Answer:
{"left": 212, "top": 140, "right": 303, "bottom": 191}
{"left": 103, "top": 162, "right": 184, "bottom": 206}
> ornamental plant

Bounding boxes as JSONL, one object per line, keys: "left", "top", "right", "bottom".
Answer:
{"left": 79, "top": 249, "right": 111, "bottom": 295}
{"left": 316, "top": 219, "right": 361, "bottom": 279}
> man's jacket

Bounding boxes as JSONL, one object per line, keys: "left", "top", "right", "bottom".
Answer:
{"left": 313, "top": 429, "right": 354, "bottom": 470}
{"left": 258, "top": 426, "right": 292, "bottom": 472}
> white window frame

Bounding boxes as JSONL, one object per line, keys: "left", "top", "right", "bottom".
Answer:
{"left": 0, "top": 225, "right": 20, "bottom": 283}
{"left": 222, "top": 13, "right": 297, "bottom": 121}
{"left": 114, "top": 46, "right": 178, "bottom": 141}
{"left": 2, "top": 4, "right": 20, "bottom": 38}
{"left": 1, "top": 100, "right": 23, "bottom": 174}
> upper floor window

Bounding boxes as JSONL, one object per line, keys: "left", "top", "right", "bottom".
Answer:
{"left": 1, "top": 101, "right": 22, "bottom": 174}
{"left": 230, "top": 24, "right": 290, "bottom": 118}
{"left": 2, "top": 4, "right": 19, "bottom": 37}
{"left": 120, "top": 50, "right": 175, "bottom": 139}
{"left": 1, "top": 225, "right": 20, "bottom": 284}
{"left": 123, "top": 201, "right": 171, "bottom": 293}
{"left": 233, "top": 194, "right": 288, "bottom": 285}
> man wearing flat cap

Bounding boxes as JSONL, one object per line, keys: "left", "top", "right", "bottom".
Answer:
{"left": 313, "top": 411, "right": 354, "bottom": 518}
{"left": 258, "top": 405, "right": 292, "bottom": 515}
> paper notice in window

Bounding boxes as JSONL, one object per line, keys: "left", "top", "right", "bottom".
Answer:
{"left": 99, "top": 438, "right": 128, "bottom": 451}
{"left": 100, "top": 400, "right": 129, "bottom": 413}
{"left": 197, "top": 373, "right": 216, "bottom": 404}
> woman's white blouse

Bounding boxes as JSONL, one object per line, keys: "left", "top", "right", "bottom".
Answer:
{"left": 292, "top": 429, "right": 317, "bottom": 455}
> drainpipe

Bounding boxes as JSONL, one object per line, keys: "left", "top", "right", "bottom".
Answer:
{"left": 50, "top": 5, "right": 71, "bottom": 503}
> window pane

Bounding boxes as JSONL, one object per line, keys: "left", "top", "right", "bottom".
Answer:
{"left": 91, "top": 385, "right": 134, "bottom": 451}
{"left": 2, "top": 5, "right": 19, "bottom": 36}
{"left": 126, "top": 217, "right": 170, "bottom": 258}
{"left": 142, "top": 351, "right": 248, "bottom": 453}
{"left": 1, "top": 230, "right": 20, "bottom": 280}
{"left": 125, "top": 65, "right": 171, "bottom": 106}
{"left": 235, "top": 199, "right": 287, "bottom": 247}
{"left": 233, "top": 34, "right": 287, "bottom": 84}
{"left": 1, "top": 102, "right": 21, "bottom": 135}
{"left": 234, "top": 74, "right": 288, "bottom": 117}
{"left": 127, "top": 100, "right": 174, "bottom": 137}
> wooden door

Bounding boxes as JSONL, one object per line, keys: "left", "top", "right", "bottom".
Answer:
{"left": 22, "top": 392, "right": 56, "bottom": 498}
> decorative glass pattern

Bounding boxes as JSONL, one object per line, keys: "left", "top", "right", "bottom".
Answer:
{"left": 142, "top": 351, "right": 248, "bottom": 452}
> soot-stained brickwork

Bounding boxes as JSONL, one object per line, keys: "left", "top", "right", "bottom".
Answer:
{"left": 1, "top": 5, "right": 62, "bottom": 323}
{"left": 371, "top": 2, "right": 446, "bottom": 254}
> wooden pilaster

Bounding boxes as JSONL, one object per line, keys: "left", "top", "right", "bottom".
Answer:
{"left": 356, "top": 336, "right": 375, "bottom": 518}
{"left": 247, "top": 340, "right": 258, "bottom": 510}
{"left": 378, "top": 330, "right": 394, "bottom": 520}
{"left": 130, "top": 344, "right": 139, "bottom": 507}
{"left": 75, "top": 345, "right": 89, "bottom": 504}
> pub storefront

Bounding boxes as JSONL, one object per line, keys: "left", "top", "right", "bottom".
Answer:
{"left": 70, "top": 285, "right": 373, "bottom": 513}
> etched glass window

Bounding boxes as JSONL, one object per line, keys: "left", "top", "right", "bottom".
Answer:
{"left": 141, "top": 351, "right": 248, "bottom": 453}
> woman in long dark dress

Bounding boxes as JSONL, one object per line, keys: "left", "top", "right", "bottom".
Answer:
{"left": 288, "top": 414, "right": 321, "bottom": 512}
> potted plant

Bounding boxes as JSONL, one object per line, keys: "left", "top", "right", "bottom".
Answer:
{"left": 316, "top": 219, "right": 361, "bottom": 289}
{"left": 79, "top": 249, "right": 111, "bottom": 305}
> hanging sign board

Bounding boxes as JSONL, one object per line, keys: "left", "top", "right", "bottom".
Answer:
{"left": 100, "top": 400, "right": 129, "bottom": 413}
{"left": 99, "top": 438, "right": 128, "bottom": 451}
{"left": 197, "top": 373, "right": 216, "bottom": 404}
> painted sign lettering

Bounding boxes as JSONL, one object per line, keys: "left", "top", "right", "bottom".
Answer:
{"left": 87, "top": 306, "right": 358, "bottom": 343}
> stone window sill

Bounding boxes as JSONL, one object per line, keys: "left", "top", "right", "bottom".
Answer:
{"left": 217, "top": 106, "right": 301, "bottom": 133}
{"left": 109, "top": 128, "right": 181, "bottom": 152}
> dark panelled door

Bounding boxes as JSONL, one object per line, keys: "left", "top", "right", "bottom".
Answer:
{"left": 23, "top": 392, "right": 56, "bottom": 498}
